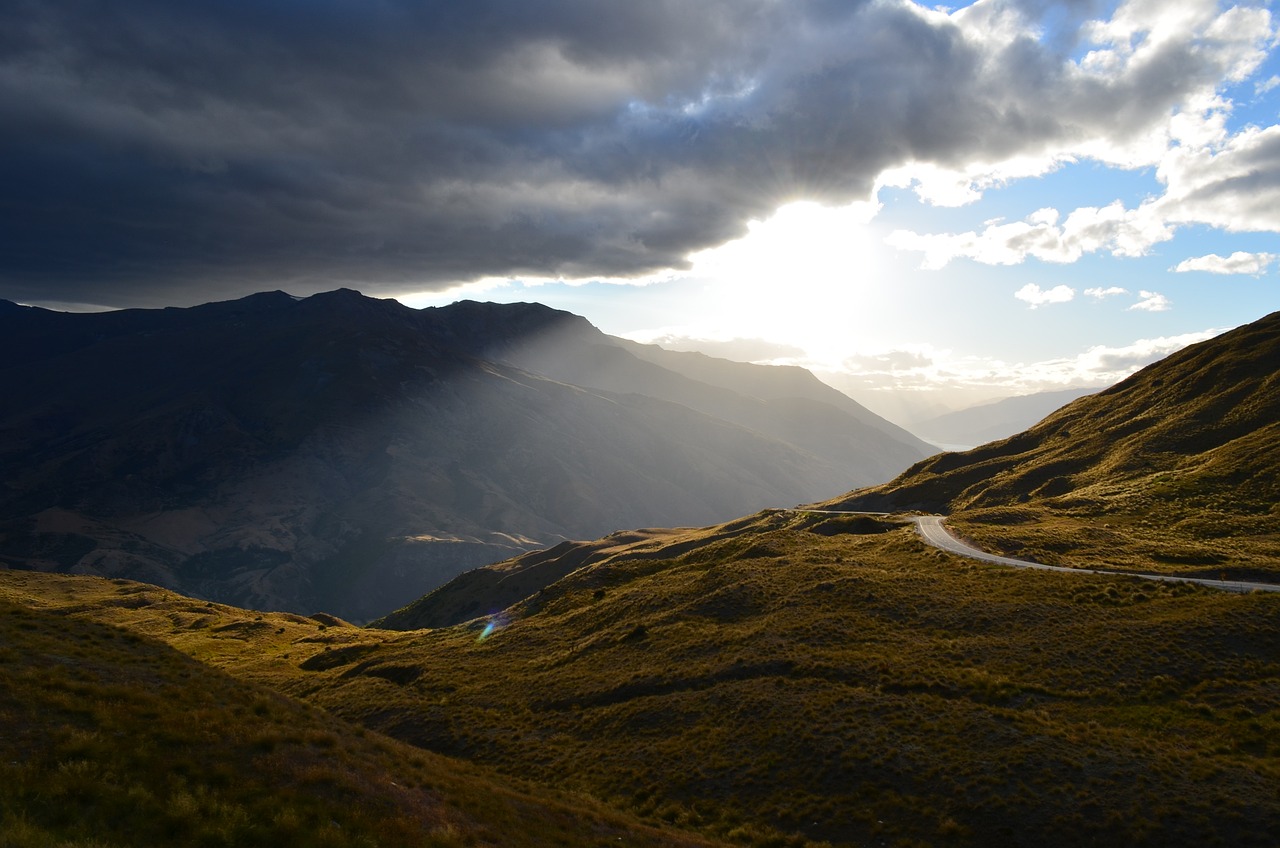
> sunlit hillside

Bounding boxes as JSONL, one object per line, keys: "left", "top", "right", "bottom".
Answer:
{"left": 0, "top": 570, "right": 719, "bottom": 848}
{"left": 831, "top": 310, "right": 1280, "bottom": 580}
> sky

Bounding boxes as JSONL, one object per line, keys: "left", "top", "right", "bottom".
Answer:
{"left": 3, "top": 0, "right": 1279, "bottom": 416}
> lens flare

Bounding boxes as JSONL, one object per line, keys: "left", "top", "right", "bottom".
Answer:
{"left": 476, "top": 613, "right": 507, "bottom": 642}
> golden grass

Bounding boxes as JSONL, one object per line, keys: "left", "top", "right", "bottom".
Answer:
{"left": 8, "top": 507, "right": 1278, "bottom": 846}
{"left": 828, "top": 311, "right": 1280, "bottom": 581}
{"left": 0, "top": 572, "right": 720, "bottom": 848}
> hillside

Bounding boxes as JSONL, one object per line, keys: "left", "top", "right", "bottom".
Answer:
{"left": 0, "top": 290, "right": 930, "bottom": 621}
{"left": 0, "top": 570, "right": 717, "bottom": 847}
{"left": 829, "top": 310, "right": 1280, "bottom": 579}
{"left": 12, "top": 517, "right": 1279, "bottom": 848}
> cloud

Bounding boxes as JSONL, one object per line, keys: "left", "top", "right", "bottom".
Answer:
{"left": 822, "top": 328, "right": 1220, "bottom": 395}
{"left": 1084, "top": 286, "right": 1129, "bottom": 298}
{"left": 627, "top": 333, "right": 806, "bottom": 363}
{"left": 887, "top": 201, "right": 1175, "bottom": 269}
{"left": 0, "top": 0, "right": 1275, "bottom": 306}
{"left": 1129, "top": 290, "right": 1172, "bottom": 311}
{"left": 1077, "top": 330, "right": 1215, "bottom": 374}
{"left": 882, "top": 3, "right": 1279, "bottom": 272}
{"left": 843, "top": 350, "right": 935, "bottom": 373}
{"left": 1173, "top": 251, "right": 1278, "bottom": 274}
{"left": 1014, "top": 283, "right": 1075, "bottom": 308}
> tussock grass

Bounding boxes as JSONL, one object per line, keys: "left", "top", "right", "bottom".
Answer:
{"left": 13, "top": 506, "right": 1277, "bottom": 847}
{"left": 831, "top": 311, "right": 1280, "bottom": 580}
{"left": 0, "top": 573, "right": 719, "bottom": 848}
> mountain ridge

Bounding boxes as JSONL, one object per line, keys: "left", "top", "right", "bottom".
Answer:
{"left": 0, "top": 290, "right": 930, "bottom": 620}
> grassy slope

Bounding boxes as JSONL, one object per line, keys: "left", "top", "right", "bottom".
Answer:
{"left": 0, "top": 571, "right": 718, "bottom": 848}
{"left": 828, "top": 311, "right": 1280, "bottom": 580}
{"left": 11, "top": 511, "right": 1279, "bottom": 847}
{"left": 374, "top": 525, "right": 719, "bottom": 629}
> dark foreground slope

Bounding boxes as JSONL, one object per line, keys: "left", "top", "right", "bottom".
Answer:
{"left": 830, "top": 310, "right": 1280, "bottom": 579}
{"left": 0, "top": 291, "right": 929, "bottom": 620}
{"left": 0, "top": 573, "right": 716, "bottom": 848}
{"left": 17, "top": 516, "right": 1280, "bottom": 848}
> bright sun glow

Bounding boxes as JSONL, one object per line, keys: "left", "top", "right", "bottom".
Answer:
{"left": 685, "top": 200, "right": 887, "bottom": 365}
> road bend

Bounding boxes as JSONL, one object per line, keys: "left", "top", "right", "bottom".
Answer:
{"left": 791, "top": 509, "right": 1280, "bottom": 594}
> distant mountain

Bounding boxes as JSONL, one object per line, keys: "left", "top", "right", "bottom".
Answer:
{"left": 912, "top": 387, "right": 1100, "bottom": 449}
{"left": 435, "top": 301, "right": 932, "bottom": 483}
{"left": 0, "top": 290, "right": 930, "bottom": 620}
{"left": 829, "top": 311, "right": 1280, "bottom": 578}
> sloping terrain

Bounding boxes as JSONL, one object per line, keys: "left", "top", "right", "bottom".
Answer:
{"left": 0, "top": 572, "right": 716, "bottom": 848}
{"left": 11, "top": 516, "right": 1279, "bottom": 848}
{"left": 0, "top": 290, "right": 930, "bottom": 620}
{"left": 829, "top": 310, "right": 1280, "bottom": 579}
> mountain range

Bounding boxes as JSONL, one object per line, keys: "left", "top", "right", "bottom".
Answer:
{"left": 0, "top": 290, "right": 931, "bottom": 621}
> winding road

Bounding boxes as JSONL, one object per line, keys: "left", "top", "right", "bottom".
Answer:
{"left": 797, "top": 510, "right": 1280, "bottom": 594}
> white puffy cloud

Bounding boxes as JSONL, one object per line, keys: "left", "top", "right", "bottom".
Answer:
{"left": 1153, "top": 125, "right": 1280, "bottom": 234}
{"left": 1084, "top": 286, "right": 1129, "bottom": 298}
{"left": 1173, "top": 251, "right": 1278, "bottom": 274}
{"left": 1069, "top": 329, "right": 1217, "bottom": 377}
{"left": 887, "top": 199, "right": 1176, "bottom": 269}
{"left": 821, "top": 328, "right": 1220, "bottom": 397}
{"left": 883, "top": 1, "right": 1278, "bottom": 273}
{"left": 1129, "top": 290, "right": 1172, "bottom": 311}
{"left": 1014, "top": 283, "right": 1076, "bottom": 308}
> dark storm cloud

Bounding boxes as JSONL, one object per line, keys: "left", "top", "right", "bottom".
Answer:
{"left": 0, "top": 0, "right": 1240, "bottom": 306}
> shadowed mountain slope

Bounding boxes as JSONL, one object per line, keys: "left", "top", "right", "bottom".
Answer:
{"left": 0, "top": 290, "right": 929, "bottom": 620}
{"left": 829, "top": 310, "right": 1280, "bottom": 578}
